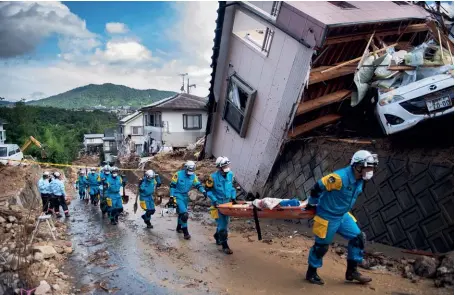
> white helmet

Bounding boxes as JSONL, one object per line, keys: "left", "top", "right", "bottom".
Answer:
{"left": 43, "top": 171, "right": 50, "bottom": 177}
{"left": 184, "top": 161, "right": 196, "bottom": 174}
{"left": 90, "top": 167, "right": 96, "bottom": 172}
{"left": 145, "top": 170, "right": 156, "bottom": 179}
{"left": 351, "top": 150, "right": 378, "bottom": 168}
{"left": 215, "top": 156, "right": 224, "bottom": 168}
{"left": 103, "top": 165, "right": 111, "bottom": 174}
{"left": 219, "top": 157, "right": 230, "bottom": 168}
{"left": 53, "top": 171, "right": 61, "bottom": 178}
{"left": 79, "top": 170, "right": 85, "bottom": 175}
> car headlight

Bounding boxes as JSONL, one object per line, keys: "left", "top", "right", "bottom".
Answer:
{"left": 378, "top": 95, "right": 406, "bottom": 106}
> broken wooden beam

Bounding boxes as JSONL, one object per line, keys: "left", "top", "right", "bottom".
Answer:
{"left": 388, "top": 64, "right": 444, "bottom": 71}
{"left": 309, "top": 66, "right": 356, "bottom": 85}
{"left": 321, "top": 43, "right": 398, "bottom": 74}
{"left": 296, "top": 89, "right": 351, "bottom": 116}
{"left": 325, "top": 23, "right": 428, "bottom": 45}
{"left": 288, "top": 114, "right": 342, "bottom": 138}
{"left": 426, "top": 19, "right": 454, "bottom": 50}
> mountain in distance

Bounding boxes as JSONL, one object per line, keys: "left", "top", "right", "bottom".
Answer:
{"left": 28, "top": 83, "right": 178, "bottom": 109}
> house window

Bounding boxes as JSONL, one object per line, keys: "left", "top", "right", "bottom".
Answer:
{"left": 0, "top": 130, "right": 5, "bottom": 141}
{"left": 328, "top": 1, "right": 358, "bottom": 9}
{"left": 223, "top": 74, "right": 257, "bottom": 138}
{"left": 183, "top": 114, "right": 202, "bottom": 130}
{"left": 147, "top": 112, "right": 162, "bottom": 127}
{"left": 131, "top": 126, "right": 143, "bottom": 135}
{"left": 233, "top": 10, "right": 274, "bottom": 55}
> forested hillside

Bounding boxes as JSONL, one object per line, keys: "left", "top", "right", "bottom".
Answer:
{"left": 0, "top": 103, "right": 118, "bottom": 163}
{"left": 28, "top": 83, "right": 177, "bottom": 109}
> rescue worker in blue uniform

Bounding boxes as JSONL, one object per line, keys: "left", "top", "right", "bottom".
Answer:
{"left": 87, "top": 167, "right": 101, "bottom": 205}
{"left": 49, "top": 171, "right": 70, "bottom": 218}
{"left": 99, "top": 165, "right": 111, "bottom": 216}
{"left": 139, "top": 170, "right": 162, "bottom": 228}
{"left": 170, "top": 161, "right": 207, "bottom": 240}
{"left": 38, "top": 171, "right": 51, "bottom": 213}
{"left": 76, "top": 170, "right": 88, "bottom": 201}
{"left": 105, "top": 167, "right": 124, "bottom": 225}
{"left": 305, "top": 150, "right": 378, "bottom": 285}
{"left": 205, "top": 157, "right": 237, "bottom": 254}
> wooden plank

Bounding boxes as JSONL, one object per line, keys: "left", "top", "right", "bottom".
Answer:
{"left": 325, "top": 23, "right": 428, "bottom": 45}
{"left": 321, "top": 43, "right": 398, "bottom": 74}
{"left": 288, "top": 114, "right": 342, "bottom": 138}
{"left": 309, "top": 66, "right": 356, "bottom": 85}
{"left": 388, "top": 64, "right": 444, "bottom": 71}
{"left": 296, "top": 90, "right": 351, "bottom": 116}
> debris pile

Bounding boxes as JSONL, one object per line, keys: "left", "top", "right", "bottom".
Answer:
{"left": 332, "top": 244, "right": 454, "bottom": 288}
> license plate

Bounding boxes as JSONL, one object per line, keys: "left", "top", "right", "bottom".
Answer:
{"left": 426, "top": 96, "right": 452, "bottom": 112}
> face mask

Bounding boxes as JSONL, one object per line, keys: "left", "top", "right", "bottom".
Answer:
{"left": 363, "top": 171, "right": 373, "bottom": 180}
{"left": 187, "top": 171, "right": 194, "bottom": 175}
{"left": 112, "top": 173, "right": 118, "bottom": 177}
{"left": 105, "top": 171, "right": 110, "bottom": 175}
{"left": 222, "top": 167, "right": 230, "bottom": 173}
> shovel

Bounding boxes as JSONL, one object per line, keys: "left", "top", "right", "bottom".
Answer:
{"left": 133, "top": 179, "right": 141, "bottom": 214}
{"left": 121, "top": 175, "right": 130, "bottom": 204}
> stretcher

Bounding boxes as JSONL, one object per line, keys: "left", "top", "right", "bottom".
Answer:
{"left": 217, "top": 202, "right": 315, "bottom": 219}
{"left": 216, "top": 201, "right": 315, "bottom": 241}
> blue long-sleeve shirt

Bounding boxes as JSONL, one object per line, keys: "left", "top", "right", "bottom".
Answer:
{"left": 139, "top": 176, "right": 161, "bottom": 198}
{"left": 38, "top": 178, "right": 51, "bottom": 194}
{"left": 76, "top": 175, "right": 88, "bottom": 188}
{"left": 50, "top": 178, "right": 66, "bottom": 197}
{"left": 87, "top": 172, "right": 100, "bottom": 187}
{"left": 169, "top": 170, "right": 205, "bottom": 197}
{"left": 205, "top": 170, "right": 236, "bottom": 204}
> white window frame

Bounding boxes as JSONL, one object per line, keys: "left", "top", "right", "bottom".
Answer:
{"left": 146, "top": 112, "right": 162, "bottom": 127}
{"left": 183, "top": 114, "right": 202, "bottom": 130}
{"left": 222, "top": 74, "right": 257, "bottom": 138}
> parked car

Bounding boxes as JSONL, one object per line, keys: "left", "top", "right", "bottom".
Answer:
{"left": 376, "top": 74, "right": 454, "bottom": 135}
{"left": 0, "top": 144, "right": 23, "bottom": 165}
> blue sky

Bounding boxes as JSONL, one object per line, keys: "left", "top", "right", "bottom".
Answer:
{"left": 0, "top": 1, "right": 218, "bottom": 100}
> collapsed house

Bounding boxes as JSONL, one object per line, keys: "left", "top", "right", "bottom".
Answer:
{"left": 203, "top": 1, "right": 454, "bottom": 253}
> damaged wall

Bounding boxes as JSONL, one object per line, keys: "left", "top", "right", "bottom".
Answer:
{"left": 0, "top": 165, "right": 42, "bottom": 209}
{"left": 263, "top": 137, "right": 454, "bottom": 253}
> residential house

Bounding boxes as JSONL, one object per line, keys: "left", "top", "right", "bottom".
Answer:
{"left": 140, "top": 93, "right": 208, "bottom": 150}
{"left": 0, "top": 118, "right": 7, "bottom": 144}
{"left": 103, "top": 128, "right": 118, "bottom": 163}
{"left": 83, "top": 134, "right": 103, "bottom": 154}
{"left": 203, "top": 2, "right": 454, "bottom": 252}
{"left": 117, "top": 111, "right": 145, "bottom": 155}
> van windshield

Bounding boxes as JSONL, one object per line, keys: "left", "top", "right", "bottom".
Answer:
{"left": 0, "top": 147, "right": 7, "bottom": 157}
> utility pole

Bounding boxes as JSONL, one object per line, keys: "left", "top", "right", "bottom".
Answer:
{"left": 187, "top": 77, "right": 196, "bottom": 94}
{"left": 178, "top": 73, "right": 188, "bottom": 93}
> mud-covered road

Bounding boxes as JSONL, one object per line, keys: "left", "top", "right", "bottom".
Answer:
{"left": 63, "top": 188, "right": 451, "bottom": 295}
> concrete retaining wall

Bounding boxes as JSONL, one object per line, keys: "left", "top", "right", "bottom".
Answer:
{"left": 262, "top": 138, "right": 454, "bottom": 253}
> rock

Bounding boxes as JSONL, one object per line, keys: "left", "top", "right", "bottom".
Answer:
{"left": 52, "top": 269, "right": 59, "bottom": 274}
{"left": 0, "top": 216, "right": 5, "bottom": 224}
{"left": 0, "top": 247, "right": 8, "bottom": 253}
{"left": 64, "top": 247, "right": 73, "bottom": 254}
{"left": 9, "top": 205, "right": 22, "bottom": 213}
{"left": 402, "top": 265, "right": 414, "bottom": 279}
{"left": 52, "top": 284, "right": 60, "bottom": 291}
{"left": 414, "top": 256, "right": 438, "bottom": 278}
{"left": 33, "top": 245, "right": 57, "bottom": 259}
{"left": 34, "top": 252, "right": 44, "bottom": 262}
{"left": 35, "top": 280, "right": 52, "bottom": 295}
{"left": 5, "top": 223, "right": 12, "bottom": 230}
{"left": 7, "top": 216, "right": 16, "bottom": 223}
{"left": 54, "top": 246, "right": 64, "bottom": 254}
{"left": 7, "top": 254, "right": 19, "bottom": 270}
{"left": 8, "top": 243, "right": 16, "bottom": 251}
{"left": 435, "top": 252, "right": 454, "bottom": 287}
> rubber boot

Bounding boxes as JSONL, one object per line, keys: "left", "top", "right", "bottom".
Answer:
{"left": 65, "top": 212, "right": 70, "bottom": 218}
{"left": 110, "top": 219, "right": 117, "bottom": 225}
{"left": 306, "top": 266, "right": 324, "bottom": 285}
{"left": 145, "top": 220, "right": 153, "bottom": 229}
{"left": 176, "top": 224, "right": 183, "bottom": 233}
{"left": 222, "top": 241, "right": 233, "bottom": 255}
{"left": 56, "top": 213, "right": 62, "bottom": 218}
{"left": 182, "top": 227, "right": 191, "bottom": 240}
{"left": 214, "top": 233, "right": 221, "bottom": 245}
{"left": 346, "top": 260, "right": 372, "bottom": 284}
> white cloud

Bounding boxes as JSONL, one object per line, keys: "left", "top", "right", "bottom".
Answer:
{"left": 92, "top": 40, "right": 153, "bottom": 64}
{"left": 0, "top": 1, "right": 98, "bottom": 58}
{"left": 106, "top": 22, "right": 129, "bottom": 34}
{"left": 0, "top": 2, "right": 219, "bottom": 100}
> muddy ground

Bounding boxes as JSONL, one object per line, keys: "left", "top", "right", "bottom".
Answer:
{"left": 63, "top": 187, "right": 453, "bottom": 295}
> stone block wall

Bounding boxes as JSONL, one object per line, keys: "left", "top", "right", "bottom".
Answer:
{"left": 262, "top": 138, "right": 454, "bottom": 253}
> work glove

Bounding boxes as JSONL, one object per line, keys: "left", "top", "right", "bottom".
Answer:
{"left": 212, "top": 201, "right": 218, "bottom": 208}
